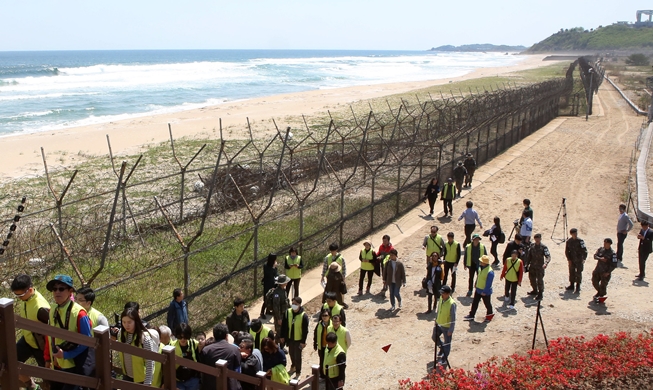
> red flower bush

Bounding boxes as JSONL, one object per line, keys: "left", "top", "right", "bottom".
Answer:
{"left": 400, "top": 331, "right": 653, "bottom": 390}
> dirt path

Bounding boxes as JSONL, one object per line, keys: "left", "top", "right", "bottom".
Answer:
{"left": 289, "top": 84, "right": 652, "bottom": 389}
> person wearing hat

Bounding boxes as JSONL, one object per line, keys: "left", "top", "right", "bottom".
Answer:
{"left": 265, "top": 275, "right": 290, "bottom": 347}
{"left": 425, "top": 253, "right": 445, "bottom": 313}
{"left": 463, "top": 233, "right": 486, "bottom": 297}
{"left": 463, "top": 153, "right": 477, "bottom": 188}
{"left": 423, "top": 177, "right": 441, "bottom": 215}
{"left": 525, "top": 233, "right": 551, "bottom": 301}
{"left": 500, "top": 249, "right": 524, "bottom": 309}
{"left": 422, "top": 225, "right": 444, "bottom": 266}
{"left": 43, "top": 275, "right": 94, "bottom": 390}
{"left": 358, "top": 241, "right": 376, "bottom": 295}
{"left": 592, "top": 238, "right": 618, "bottom": 301}
{"left": 463, "top": 255, "right": 495, "bottom": 322}
{"left": 565, "top": 228, "right": 588, "bottom": 294}
{"left": 452, "top": 162, "right": 467, "bottom": 197}
{"left": 458, "top": 200, "right": 483, "bottom": 247}
{"left": 442, "top": 232, "right": 461, "bottom": 292}
{"left": 11, "top": 274, "right": 50, "bottom": 390}
{"left": 440, "top": 178, "right": 456, "bottom": 217}
{"left": 323, "top": 262, "right": 347, "bottom": 306}
{"left": 432, "top": 285, "right": 456, "bottom": 364}
{"left": 383, "top": 249, "right": 406, "bottom": 310}
{"left": 260, "top": 253, "right": 279, "bottom": 318}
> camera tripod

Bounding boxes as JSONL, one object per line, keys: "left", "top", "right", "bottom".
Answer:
{"left": 551, "top": 197, "right": 568, "bottom": 242}
{"left": 508, "top": 219, "right": 520, "bottom": 241}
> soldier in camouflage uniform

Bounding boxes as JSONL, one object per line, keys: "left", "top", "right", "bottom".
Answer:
{"left": 592, "top": 238, "right": 618, "bottom": 301}
{"left": 564, "top": 228, "right": 588, "bottom": 294}
{"left": 266, "top": 275, "right": 290, "bottom": 347}
{"left": 525, "top": 233, "right": 551, "bottom": 301}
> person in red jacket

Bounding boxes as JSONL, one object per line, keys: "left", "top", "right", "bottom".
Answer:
{"left": 500, "top": 250, "right": 524, "bottom": 310}
{"left": 376, "top": 235, "right": 394, "bottom": 294}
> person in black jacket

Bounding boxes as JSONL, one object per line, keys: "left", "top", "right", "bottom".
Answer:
{"left": 488, "top": 217, "right": 503, "bottom": 267}
{"left": 238, "top": 339, "right": 263, "bottom": 390}
{"left": 280, "top": 297, "right": 309, "bottom": 378}
{"left": 637, "top": 220, "right": 653, "bottom": 280}
{"left": 260, "top": 254, "right": 278, "bottom": 318}
{"left": 226, "top": 297, "right": 250, "bottom": 333}
{"left": 200, "top": 324, "right": 242, "bottom": 390}
{"left": 423, "top": 177, "right": 440, "bottom": 215}
{"left": 425, "top": 254, "right": 444, "bottom": 314}
{"left": 502, "top": 234, "right": 525, "bottom": 266}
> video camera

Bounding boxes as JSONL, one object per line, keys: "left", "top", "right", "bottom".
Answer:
{"left": 109, "top": 312, "right": 121, "bottom": 338}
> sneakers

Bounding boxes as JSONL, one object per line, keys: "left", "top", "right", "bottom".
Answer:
{"left": 565, "top": 285, "right": 574, "bottom": 291}
{"left": 504, "top": 296, "right": 510, "bottom": 302}
{"left": 398, "top": 302, "right": 402, "bottom": 309}
{"left": 507, "top": 305, "right": 515, "bottom": 310}
{"left": 390, "top": 305, "right": 395, "bottom": 310}
{"left": 527, "top": 290, "right": 538, "bottom": 296}
{"left": 536, "top": 293, "right": 543, "bottom": 301}
{"left": 466, "top": 290, "right": 473, "bottom": 297}
{"left": 463, "top": 314, "right": 474, "bottom": 321}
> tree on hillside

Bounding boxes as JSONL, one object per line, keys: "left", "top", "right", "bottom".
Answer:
{"left": 625, "top": 53, "right": 650, "bottom": 66}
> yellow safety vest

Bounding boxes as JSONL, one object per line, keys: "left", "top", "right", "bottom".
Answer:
{"left": 323, "top": 343, "right": 345, "bottom": 378}
{"left": 20, "top": 289, "right": 50, "bottom": 349}
{"left": 505, "top": 258, "right": 522, "bottom": 283}
{"left": 426, "top": 234, "right": 444, "bottom": 256}
{"left": 326, "top": 325, "right": 349, "bottom": 352}
{"left": 48, "top": 301, "right": 85, "bottom": 369}
{"left": 476, "top": 265, "right": 492, "bottom": 290}
{"left": 249, "top": 326, "right": 271, "bottom": 350}
{"left": 436, "top": 296, "right": 456, "bottom": 328}
{"left": 324, "top": 253, "right": 343, "bottom": 277}
{"left": 86, "top": 307, "right": 105, "bottom": 334}
{"left": 382, "top": 254, "right": 390, "bottom": 268}
{"left": 315, "top": 320, "right": 332, "bottom": 350}
{"left": 322, "top": 302, "right": 342, "bottom": 319}
{"left": 285, "top": 309, "right": 304, "bottom": 341}
{"left": 465, "top": 244, "right": 486, "bottom": 267}
{"left": 359, "top": 249, "right": 375, "bottom": 271}
{"left": 152, "top": 343, "right": 164, "bottom": 388}
{"left": 442, "top": 183, "right": 456, "bottom": 199}
{"left": 285, "top": 255, "right": 302, "bottom": 280}
{"left": 119, "top": 332, "right": 152, "bottom": 384}
{"left": 444, "top": 241, "right": 459, "bottom": 264}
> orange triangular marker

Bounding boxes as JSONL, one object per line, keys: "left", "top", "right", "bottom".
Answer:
{"left": 382, "top": 344, "right": 391, "bottom": 353}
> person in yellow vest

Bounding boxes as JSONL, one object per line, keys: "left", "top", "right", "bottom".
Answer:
{"left": 118, "top": 307, "right": 156, "bottom": 385}
{"left": 441, "top": 177, "right": 456, "bottom": 217}
{"left": 75, "top": 287, "right": 109, "bottom": 329}
{"left": 463, "top": 234, "right": 486, "bottom": 297}
{"left": 174, "top": 323, "right": 201, "bottom": 390}
{"left": 422, "top": 225, "right": 445, "bottom": 265}
{"left": 313, "top": 308, "right": 332, "bottom": 379}
{"left": 280, "top": 296, "right": 309, "bottom": 379}
{"left": 463, "top": 255, "right": 495, "bottom": 323}
{"left": 284, "top": 247, "right": 304, "bottom": 299}
{"left": 322, "top": 332, "right": 346, "bottom": 390}
{"left": 442, "top": 232, "right": 461, "bottom": 293}
{"left": 151, "top": 325, "right": 175, "bottom": 389}
{"left": 322, "top": 292, "right": 347, "bottom": 327}
{"left": 432, "top": 285, "right": 457, "bottom": 365}
{"left": 12, "top": 274, "right": 50, "bottom": 390}
{"left": 358, "top": 241, "right": 376, "bottom": 295}
{"left": 326, "top": 315, "right": 351, "bottom": 352}
{"left": 44, "top": 275, "right": 93, "bottom": 390}
{"left": 249, "top": 318, "right": 274, "bottom": 350}
{"left": 321, "top": 243, "right": 347, "bottom": 284}
{"left": 500, "top": 249, "right": 524, "bottom": 310}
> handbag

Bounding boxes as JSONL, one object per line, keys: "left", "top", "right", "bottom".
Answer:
{"left": 421, "top": 277, "right": 428, "bottom": 290}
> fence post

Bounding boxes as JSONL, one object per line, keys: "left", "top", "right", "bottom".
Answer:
{"left": 396, "top": 166, "right": 401, "bottom": 216}
{"left": 485, "top": 124, "right": 491, "bottom": 162}
{"left": 253, "top": 223, "right": 259, "bottom": 297}
{"left": 311, "top": 364, "right": 320, "bottom": 390}
{"left": 162, "top": 345, "right": 177, "bottom": 390}
{"left": 299, "top": 201, "right": 305, "bottom": 256}
{"left": 217, "top": 359, "right": 229, "bottom": 390}
{"left": 256, "top": 371, "right": 268, "bottom": 390}
{"left": 370, "top": 176, "right": 376, "bottom": 231}
{"left": 0, "top": 298, "right": 20, "bottom": 390}
{"left": 94, "top": 325, "right": 112, "bottom": 390}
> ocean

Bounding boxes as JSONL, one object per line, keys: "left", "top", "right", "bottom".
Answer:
{"left": 0, "top": 50, "right": 523, "bottom": 137}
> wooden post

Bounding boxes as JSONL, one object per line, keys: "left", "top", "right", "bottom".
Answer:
{"left": 217, "top": 359, "right": 229, "bottom": 390}
{"left": 256, "top": 370, "right": 268, "bottom": 390}
{"left": 94, "top": 325, "right": 112, "bottom": 390}
{"left": 162, "top": 345, "right": 177, "bottom": 390}
{"left": 311, "top": 364, "right": 321, "bottom": 390}
{"left": 0, "top": 298, "right": 20, "bottom": 390}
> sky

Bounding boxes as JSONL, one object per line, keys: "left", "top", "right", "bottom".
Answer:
{"left": 2, "top": 0, "right": 650, "bottom": 51}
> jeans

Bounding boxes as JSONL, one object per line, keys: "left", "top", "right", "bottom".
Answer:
{"left": 177, "top": 376, "right": 201, "bottom": 390}
{"left": 389, "top": 283, "right": 402, "bottom": 307}
{"left": 285, "top": 278, "right": 301, "bottom": 299}
{"left": 434, "top": 325, "right": 453, "bottom": 360}
{"left": 470, "top": 291, "right": 493, "bottom": 316}
{"left": 359, "top": 269, "right": 374, "bottom": 291}
{"left": 616, "top": 233, "right": 627, "bottom": 262}
{"left": 504, "top": 280, "right": 518, "bottom": 305}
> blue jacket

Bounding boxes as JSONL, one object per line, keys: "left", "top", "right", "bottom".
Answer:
{"left": 474, "top": 265, "right": 494, "bottom": 296}
{"left": 167, "top": 299, "right": 188, "bottom": 331}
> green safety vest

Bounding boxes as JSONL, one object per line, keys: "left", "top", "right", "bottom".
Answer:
{"left": 286, "top": 309, "right": 304, "bottom": 341}
{"left": 359, "top": 249, "right": 375, "bottom": 271}
{"left": 119, "top": 332, "right": 152, "bottom": 384}
{"left": 152, "top": 343, "right": 164, "bottom": 388}
{"left": 323, "top": 343, "right": 345, "bottom": 378}
{"left": 86, "top": 307, "right": 105, "bottom": 334}
{"left": 20, "top": 289, "right": 50, "bottom": 349}
{"left": 505, "top": 258, "right": 522, "bottom": 283}
{"left": 442, "top": 183, "right": 456, "bottom": 199}
{"left": 286, "top": 255, "right": 302, "bottom": 280}
{"left": 322, "top": 302, "right": 342, "bottom": 319}
{"left": 426, "top": 234, "right": 444, "bottom": 256}
{"left": 48, "top": 301, "right": 85, "bottom": 369}
{"left": 249, "top": 326, "right": 271, "bottom": 350}
{"left": 324, "top": 253, "right": 343, "bottom": 277}
{"left": 436, "top": 296, "right": 456, "bottom": 328}
{"left": 315, "top": 320, "right": 332, "bottom": 350}
{"left": 444, "top": 241, "right": 459, "bottom": 264}
{"left": 476, "top": 265, "right": 492, "bottom": 290}
{"left": 382, "top": 254, "right": 390, "bottom": 268}
{"left": 326, "top": 325, "right": 349, "bottom": 352}
{"left": 465, "top": 244, "right": 486, "bottom": 267}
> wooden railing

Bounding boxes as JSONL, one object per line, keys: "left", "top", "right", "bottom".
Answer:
{"left": 0, "top": 298, "right": 319, "bottom": 389}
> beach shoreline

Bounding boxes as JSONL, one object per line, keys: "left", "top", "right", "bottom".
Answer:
{"left": 2, "top": 54, "right": 558, "bottom": 181}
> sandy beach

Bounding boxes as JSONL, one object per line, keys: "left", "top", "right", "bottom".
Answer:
{"left": 1, "top": 54, "right": 557, "bottom": 181}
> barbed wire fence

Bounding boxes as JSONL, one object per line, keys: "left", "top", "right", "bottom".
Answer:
{"left": 0, "top": 67, "right": 575, "bottom": 329}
